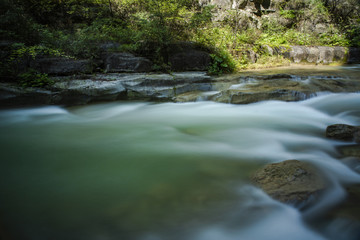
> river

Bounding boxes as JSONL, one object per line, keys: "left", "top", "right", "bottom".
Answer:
{"left": 0, "top": 67, "right": 360, "bottom": 240}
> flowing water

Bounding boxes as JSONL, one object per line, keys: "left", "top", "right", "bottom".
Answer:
{"left": 0, "top": 67, "right": 360, "bottom": 240}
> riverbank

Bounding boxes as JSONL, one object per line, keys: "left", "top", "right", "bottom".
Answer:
{"left": 1, "top": 64, "right": 360, "bottom": 108}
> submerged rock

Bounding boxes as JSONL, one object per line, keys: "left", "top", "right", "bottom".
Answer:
{"left": 338, "top": 145, "right": 360, "bottom": 159}
{"left": 252, "top": 160, "right": 326, "bottom": 207}
{"left": 326, "top": 124, "right": 360, "bottom": 142}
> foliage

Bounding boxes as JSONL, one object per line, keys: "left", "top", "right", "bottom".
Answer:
{"left": 8, "top": 44, "right": 69, "bottom": 61}
{"left": 0, "top": 0, "right": 42, "bottom": 44}
{"left": 322, "top": 0, "right": 360, "bottom": 27}
{"left": 1, "top": 0, "right": 359, "bottom": 76}
{"left": 279, "top": 8, "right": 297, "bottom": 19}
{"left": 208, "top": 51, "right": 236, "bottom": 75}
{"left": 346, "top": 22, "right": 360, "bottom": 47}
{"left": 18, "top": 69, "right": 53, "bottom": 88}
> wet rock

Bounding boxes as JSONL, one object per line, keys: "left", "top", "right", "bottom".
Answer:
{"left": 338, "top": 145, "right": 360, "bottom": 159}
{"left": 53, "top": 72, "right": 212, "bottom": 103}
{"left": 0, "top": 82, "right": 54, "bottom": 107}
{"left": 326, "top": 124, "right": 360, "bottom": 142}
{"left": 332, "top": 184, "right": 360, "bottom": 221}
{"left": 30, "top": 57, "right": 93, "bottom": 76}
{"left": 252, "top": 160, "right": 326, "bottom": 206}
{"left": 212, "top": 89, "right": 315, "bottom": 104}
{"left": 1, "top": 72, "right": 214, "bottom": 106}
{"left": 174, "top": 91, "right": 219, "bottom": 102}
{"left": 314, "top": 184, "right": 360, "bottom": 240}
{"left": 340, "top": 157, "right": 360, "bottom": 173}
{"left": 103, "top": 53, "right": 152, "bottom": 73}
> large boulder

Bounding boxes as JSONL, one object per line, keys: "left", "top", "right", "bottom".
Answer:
{"left": 103, "top": 53, "right": 152, "bottom": 73}
{"left": 348, "top": 48, "right": 360, "bottom": 64}
{"left": 252, "top": 160, "right": 326, "bottom": 206}
{"left": 168, "top": 43, "right": 211, "bottom": 71}
{"left": 30, "top": 57, "right": 93, "bottom": 76}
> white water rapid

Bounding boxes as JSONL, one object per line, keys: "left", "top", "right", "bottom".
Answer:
{"left": 0, "top": 93, "right": 359, "bottom": 240}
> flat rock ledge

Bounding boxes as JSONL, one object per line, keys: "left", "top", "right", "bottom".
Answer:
{"left": 2, "top": 69, "right": 360, "bottom": 107}
{"left": 252, "top": 160, "right": 326, "bottom": 208}
{"left": 0, "top": 72, "right": 213, "bottom": 107}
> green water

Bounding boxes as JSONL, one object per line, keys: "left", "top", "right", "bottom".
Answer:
{"left": 0, "top": 74, "right": 360, "bottom": 239}
{"left": 0, "top": 104, "right": 264, "bottom": 240}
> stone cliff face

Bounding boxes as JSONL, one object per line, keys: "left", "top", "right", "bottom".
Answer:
{"left": 199, "top": 0, "right": 345, "bottom": 35}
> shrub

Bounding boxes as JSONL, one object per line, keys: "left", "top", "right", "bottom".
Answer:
{"left": 18, "top": 69, "right": 53, "bottom": 88}
{"left": 208, "top": 51, "right": 236, "bottom": 75}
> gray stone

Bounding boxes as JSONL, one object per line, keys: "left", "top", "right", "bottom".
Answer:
{"left": 212, "top": 89, "right": 314, "bottom": 104}
{"left": 338, "top": 145, "right": 360, "bottom": 158}
{"left": 276, "top": 46, "right": 348, "bottom": 64}
{"left": 103, "top": 53, "right": 152, "bottom": 73}
{"left": 318, "top": 46, "right": 335, "bottom": 64}
{"left": 306, "top": 47, "right": 320, "bottom": 63}
{"left": 51, "top": 72, "right": 212, "bottom": 103}
{"left": 262, "top": 45, "right": 274, "bottom": 55}
{"left": 169, "top": 50, "right": 211, "bottom": 71}
{"left": 246, "top": 50, "right": 258, "bottom": 63}
{"left": 30, "top": 57, "right": 93, "bottom": 76}
{"left": 252, "top": 160, "right": 326, "bottom": 206}
{"left": 290, "top": 46, "right": 309, "bottom": 63}
{"left": 275, "top": 46, "right": 291, "bottom": 59}
{"left": 0, "top": 82, "right": 54, "bottom": 107}
{"left": 348, "top": 48, "right": 360, "bottom": 64}
{"left": 334, "top": 47, "right": 347, "bottom": 61}
{"left": 326, "top": 124, "right": 360, "bottom": 142}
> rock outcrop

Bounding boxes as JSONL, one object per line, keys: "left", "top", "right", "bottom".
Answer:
{"left": 167, "top": 43, "right": 212, "bottom": 71}
{"left": 207, "top": 72, "right": 360, "bottom": 104}
{"left": 2, "top": 67, "right": 360, "bottom": 107}
{"left": 169, "top": 50, "right": 211, "bottom": 71}
{"left": 102, "top": 52, "right": 153, "bottom": 73}
{"left": 348, "top": 48, "right": 360, "bottom": 64}
{"left": 274, "top": 46, "right": 348, "bottom": 64}
{"left": 30, "top": 57, "right": 93, "bottom": 75}
{"left": 0, "top": 72, "right": 213, "bottom": 107}
{"left": 252, "top": 160, "right": 327, "bottom": 207}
